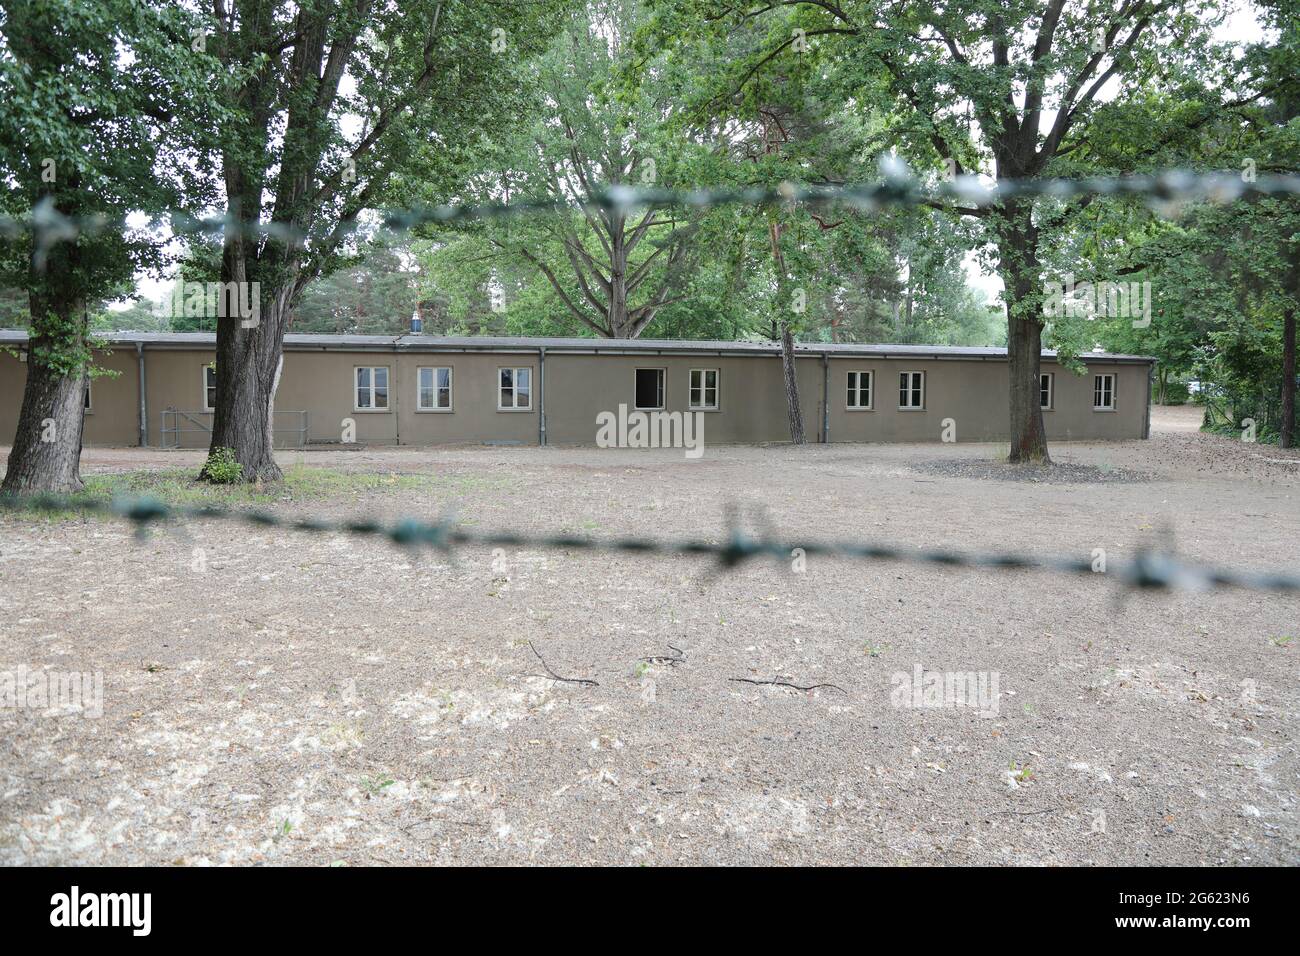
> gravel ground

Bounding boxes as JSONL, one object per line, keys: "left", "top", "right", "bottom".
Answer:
{"left": 910, "top": 459, "right": 1154, "bottom": 484}
{"left": 1, "top": 405, "right": 1297, "bottom": 866}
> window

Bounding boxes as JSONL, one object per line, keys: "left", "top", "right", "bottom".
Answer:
{"left": 1093, "top": 373, "right": 1116, "bottom": 410}
{"left": 417, "top": 366, "right": 452, "bottom": 411}
{"left": 84, "top": 381, "right": 92, "bottom": 412}
{"left": 847, "top": 370, "right": 873, "bottom": 410}
{"left": 689, "top": 369, "right": 718, "bottom": 410}
{"left": 898, "top": 371, "right": 925, "bottom": 409}
{"left": 1040, "top": 373, "right": 1054, "bottom": 411}
{"left": 499, "top": 367, "right": 531, "bottom": 410}
{"left": 203, "top": 365, "right": 217, "bottom": 412}
{"left": 355, "top": 366, "right": 390, "bottom": 410}
{"left": 635, "top": 368, "right": 665, "bottom": 410}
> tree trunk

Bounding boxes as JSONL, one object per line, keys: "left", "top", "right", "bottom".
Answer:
{"left": 201, "top": 157, "right": 291, "bottom": 483}
{"left": 780, "top": 321, "right": 805, "bottom": 445}
{"left": 1006, "top": 313, "right": 1049, "bottom": 462}
{"left": 997, "top": 203, "right": 1050, "bottom": 463}
{"left": 609, "top": 211, "right": 630, "bottom": 336}
{"left": 767, "top": 216, "right": 805, "bottom": 445}
{"left": 2, "top": 291, "right": 88, "bottom": 495}
{"left": 1282, "top": 303, "right": 1296, "bottom": 449}
{"left": 902, "top": 258, "right": 914, "bottom": 342}
{"left": 203, "top": 298, "right": 288, "bottom": 483}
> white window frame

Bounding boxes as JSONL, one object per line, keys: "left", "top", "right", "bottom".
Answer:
{"left": 83, "top": 380, "right": 93, "bottom": 414}
{"left": 1093, "top": 373, "right": 1116, "bottom": 411}
{"left": 635, "top": 367, "right": 666, "bottom": 411}
{"left": 1040, "top": 372, "right": 1054, "bottom": 411}
{"left": 498, "top": 366, "right": 533, "bottom": 411}
{"left": 202, "top": 364, "right": 217, "bottom": 412}
{"left": 898, "top": 370, "right": 925, "bottom": 410}
{"left": 416, "top": 366, "right": 453, "bottom": 412}
{"left": 354, "top": 365, "right": 391, "bottom": 412}
{"left": 846, "top": 370, "right": 873, "bottom": 410}
{"left": 689, "top": 368, "right": 719, "bottom": 411}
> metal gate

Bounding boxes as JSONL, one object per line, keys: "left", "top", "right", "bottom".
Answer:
{"left": 160, "top": 409, "right": 309, "bottom": 449}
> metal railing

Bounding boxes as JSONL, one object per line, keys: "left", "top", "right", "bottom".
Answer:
{"left": 160, "top": 409, "right": 309, "bottom": 450}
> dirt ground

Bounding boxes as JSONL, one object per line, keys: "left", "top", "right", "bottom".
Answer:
{"left": 1, "top": 404, "right": 1297, "bottom": 866}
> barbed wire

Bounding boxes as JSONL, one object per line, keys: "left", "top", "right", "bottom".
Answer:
{"left": 2, "top": 492, "right": 1297, "bottom": 595}
{"left": 3, "top": 165, "right": 1299, "bottom": 250}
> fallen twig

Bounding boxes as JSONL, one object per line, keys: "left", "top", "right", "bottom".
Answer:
{"left": 989, "top": 806, "right": 1059, "bottom": 817}
{"left": 641, "top": 643, "right": 686, "bottom": 667}
{"left": 729, "top": 676, "right": 846, "bottom": 693}
{"left": 528, "top": 641, "right": 599, "bottom": 687}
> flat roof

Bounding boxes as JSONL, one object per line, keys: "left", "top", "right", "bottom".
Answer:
{"left": 0, "top": 329, "right": 1156, "bottom": 363}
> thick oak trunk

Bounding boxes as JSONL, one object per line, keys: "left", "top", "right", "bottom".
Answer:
{"left": 203, "top": 300, "right": 287, "bottom": 483}
{"left": 201, "top": 162, "right": 290, "bottom": 483}
{"left": 997, "top": 205, "right": 1050, "bottom": 464}
{"left": 1007, "top": 313, "right": 1049, "bottom": 462}
{"left": 2, "top": 292, "right": 88, "bottom": 495}
{"left": 780, "top": 321, "right": 805, "bottom": 445}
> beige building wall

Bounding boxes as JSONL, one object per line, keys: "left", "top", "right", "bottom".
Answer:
{"left": 1, "top": 338, "right": 1151, "bottom": 448}
{"left": 542, "top": 353, "right": 823, "bottom": 444}
{"left": 0, "top": 346, "right": 141, "bottom": 446}
{"left": 826, "top": 358, "right": 1150, "bottom": 443}
{"left": 393, "top": 353, "right": 539, "bottom": 445}
{"left": 141, "top": 349, "right": 211, "bottom": 446}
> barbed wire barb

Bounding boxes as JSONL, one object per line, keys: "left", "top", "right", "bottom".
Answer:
{"left": 2, "top": 492, "right": 1297, "bottom": 596}
{"left": 5, "top": 167, "right": 1300, "bottom": 255}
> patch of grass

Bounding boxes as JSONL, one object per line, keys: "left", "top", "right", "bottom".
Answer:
{"left": 202, "top": 446, "right": 243, "bottom": 484}
{"left": 5, "top": 466, "right": 495, "bottom": 523}
{"left": 274, "top": 465, "right": 441, "bottom": 498}
{"left": 359, "top": 774, "right": 395, "bottom": 796}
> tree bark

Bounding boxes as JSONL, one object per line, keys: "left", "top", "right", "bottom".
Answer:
{"left": 1006, "top": 309, "right": 1049, "bottom": 462}
{"left": 767, "top": 218, "right": 805, "bottom": 445}
{"left": 203, "top": 291, "right": 289, "bottom": 483}
{"left": 780, "top": 320, "right": 805, "bottom": 445}
{"left": 201, "top": 178, "right": 290, "bottom": 483}
{"left": 997, "top": 202, "right": 1050, "bottom": 463}
{"left": 2, "top": 290, "right": 88, "bottom": 495}
{"left": 1282, "top": 303, "right": 1296, "bottom": 449}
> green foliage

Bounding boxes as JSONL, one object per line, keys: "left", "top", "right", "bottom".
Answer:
{"left": 1075, "top": 1, "right": 1300, "bottom": 439}
{"left": 404, "top": 0, "right": 999, "bottom": 345}
{"left": 0, "top": 0, "right": 224, "bottom": 362}
{"left": 290, "top": 239, "right": 421, "bottom": 335}
{"left": 6, "top": 0, "right": 1296, "bottom": 452}
{"left": 201, "top": 447, "right": 244, "bottom": 485}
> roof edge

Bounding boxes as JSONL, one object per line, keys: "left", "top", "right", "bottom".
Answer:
{"left": 0, "top": 329, "right": 1158, "bottom": 364}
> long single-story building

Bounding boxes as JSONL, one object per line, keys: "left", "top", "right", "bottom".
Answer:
{"left": 0, "top": 331, "right": 1154, "bottom": 448}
